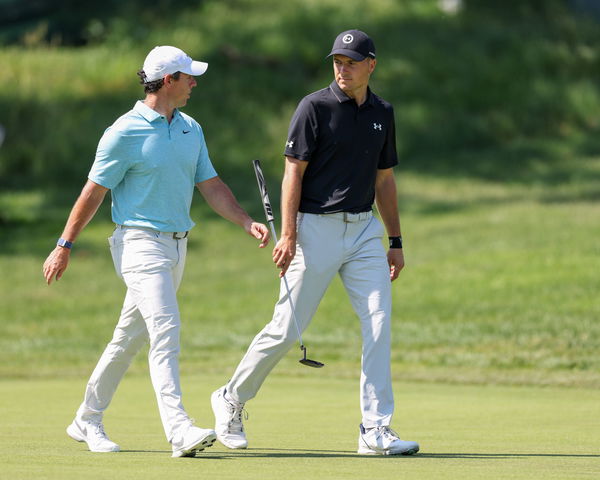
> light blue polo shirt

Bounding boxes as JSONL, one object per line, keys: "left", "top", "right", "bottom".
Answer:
{"left": 89, "top": 101, "right": 217, "bottom": 232}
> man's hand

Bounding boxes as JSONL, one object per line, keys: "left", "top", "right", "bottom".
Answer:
{"left": 41, "top": 180, "right": 108, "bottom": 286}
{"left": 387, "top": 248, "right": 405, "bottom": 281}
{"left": 245, "top": 220, "right": 270, "bottom": 248}
{"left": 272, "top": 235, "right": 296, "bottom": 277}
{"left": 43, "top": 246, "right": 71, "bottom": 285}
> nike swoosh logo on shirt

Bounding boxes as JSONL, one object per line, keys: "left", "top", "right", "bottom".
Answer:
{"left": 183, "top": 130, "right": 190, "bottom": 134}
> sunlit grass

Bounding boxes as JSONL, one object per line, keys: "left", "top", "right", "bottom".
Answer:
{"left": 2, "top": 167, "right": 598, "bottom": 387}
{"left": 1, "top": 374, "right": 599, "bottom": 480}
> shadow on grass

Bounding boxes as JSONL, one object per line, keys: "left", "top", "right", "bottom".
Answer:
{"left": 119, "top": 448, "right": 357, "bottom": 459}
{"left": 119, "top": 448, "right": 600, "bottom": 459}
{"left": 416, "top": 452, "right": 600, "bottom": 459}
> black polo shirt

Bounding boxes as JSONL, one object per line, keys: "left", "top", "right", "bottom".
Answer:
{"left": 284, "top": 80, "right": 398, "bottom": 214}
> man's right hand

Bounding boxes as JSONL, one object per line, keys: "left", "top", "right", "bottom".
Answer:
{"left": 41, "top": 180, "right": 108, "bottom": 285}
{"left": 272, "top": 235, "right": 296, "bottom": 277}
{"left": 43, "top": 246, "right": 71, "bottom": 285}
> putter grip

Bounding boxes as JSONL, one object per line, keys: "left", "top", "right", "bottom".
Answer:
{"left": 253, "top": 159, "right": 275, "bottom": 223}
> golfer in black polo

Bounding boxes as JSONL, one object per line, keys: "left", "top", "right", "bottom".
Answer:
{"left": 211, "top": 29, "right": 419, "bottom": 456}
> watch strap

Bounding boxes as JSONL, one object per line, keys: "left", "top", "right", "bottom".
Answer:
{"left": 57, "top": 238, "right": 73, "bottom": 249}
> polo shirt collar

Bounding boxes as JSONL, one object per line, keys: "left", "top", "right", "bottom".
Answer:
{"left": 134, "top": 100, "right": 181, "bottom": 123}
{"left": 329, "top": 81, "right": 375, "bottom": 107}
{"left": 329, "top": 81, "right": 352, "bottom": 103}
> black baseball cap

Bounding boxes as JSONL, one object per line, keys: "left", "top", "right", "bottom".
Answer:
{"left": 327, "top": 29, "right": 376, "bottom": 61}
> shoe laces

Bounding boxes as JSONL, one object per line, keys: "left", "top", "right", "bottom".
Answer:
{"left": 92, "top": 422, "right": 109, "bottom": 439}
{"left": 374, "top": 426, "right": 400, "bottom": 441}
{"left": 226, "top": 399, "right": 248, "bottom": 433}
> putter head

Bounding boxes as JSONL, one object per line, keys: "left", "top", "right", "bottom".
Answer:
{"left": 299, "top": 345, "right": 324, "bottom": 368}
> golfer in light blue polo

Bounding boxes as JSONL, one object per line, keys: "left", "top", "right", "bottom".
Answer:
{"left": 43, "top": 45, "right": 270, "bottom": 458}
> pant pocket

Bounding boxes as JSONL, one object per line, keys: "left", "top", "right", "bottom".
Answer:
{"left": 370, "top": 216, "right": 385, "bottom": 238}
{"left": 108, "top": 235, "right": 124, "bottom": 278}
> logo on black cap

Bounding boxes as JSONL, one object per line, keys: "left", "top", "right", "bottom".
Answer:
{"left": 342, "top": 34, "right": 353, "bottom": 44}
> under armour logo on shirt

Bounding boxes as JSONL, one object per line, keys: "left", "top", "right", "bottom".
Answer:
{"left": 286, "top": 140, "right": 294, "bottom": 148}
{"left": 373, "top": 123, "right": 382, "bottom": 130}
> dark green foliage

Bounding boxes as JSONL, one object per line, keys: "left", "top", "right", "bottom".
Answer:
{"left": 0, "top": 0, "right": 205, "bottom": 45}
{"left": 1, "top": 0, "right": 600, "bottom": 195}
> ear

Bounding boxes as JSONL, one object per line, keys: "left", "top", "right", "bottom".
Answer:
{"left": 369, "top": 58, "right": 377, "bottom": 74}
{"left": 164, "top": 73, "right": 174, "bottom": 85}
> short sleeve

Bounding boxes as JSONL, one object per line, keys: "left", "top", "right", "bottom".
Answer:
{"left": 194, "top": 126, "right": 218, "bottom": 183}
{"left": 88, "top": 127, "right": 130, "bottom": 189}
{"left": 283, "top": 97, "right": 319, "bottom": 161}
{"left": 378, "top": 106, "right": 398, "bottom": 169}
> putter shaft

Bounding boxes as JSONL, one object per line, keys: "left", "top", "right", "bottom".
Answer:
{"left": 252, "top": 160, "right": 324, "bottom": 368}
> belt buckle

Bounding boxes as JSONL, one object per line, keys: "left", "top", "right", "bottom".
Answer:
{"left": 172, "top": 231, "right": 188, "bottom": 239}
{"left": 343, "top": 212, "right": 369, "bottom": 223}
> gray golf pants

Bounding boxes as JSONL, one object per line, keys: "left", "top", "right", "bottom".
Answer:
{"left": 75, "top": 227, "right": 191, "bottom": 443}
{"left": 227, "top": 212, "right": 394, "bottom": 428}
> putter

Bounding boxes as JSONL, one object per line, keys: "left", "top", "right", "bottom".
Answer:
{"left": 253, "top": 159, "right": 324, "bottom": 368}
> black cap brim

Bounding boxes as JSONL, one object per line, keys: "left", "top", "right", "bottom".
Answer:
{"left": 327, "top": 48, "right": 367, "bottom": 61}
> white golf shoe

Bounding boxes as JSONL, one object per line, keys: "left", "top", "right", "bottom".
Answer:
{"left": 66, "top": 418, "right": 120, "bottom": 453}
{"left": 357, "top": 424, "right": 419, "bottom": 455}
{"left": 211, "top": 387, "right": 248, "bottom": 449}
{"left": 171, "top": 424, "right": 217, "bottom": 458}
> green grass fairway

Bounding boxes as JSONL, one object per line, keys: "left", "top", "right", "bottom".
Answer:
{"left": 1, "top": 373, "right": 598, "bottom": 480}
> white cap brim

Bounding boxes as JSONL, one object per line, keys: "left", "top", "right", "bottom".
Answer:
{"left": 181, "top": 60, "right": 208, "bottom": 77}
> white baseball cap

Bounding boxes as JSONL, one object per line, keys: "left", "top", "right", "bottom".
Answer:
{"left": 142, "top": 46, "right": 208, "bottom": 83}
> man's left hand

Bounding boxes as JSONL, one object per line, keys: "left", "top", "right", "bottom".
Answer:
{"left": 246, "top": 221, "right": 270, "bottom": 248}
{"left": 387, "top": 248, "right": 404, "bottom": 281}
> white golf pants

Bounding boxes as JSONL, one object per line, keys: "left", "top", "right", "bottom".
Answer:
{"left": 227, "top": 212, "right": 394, "bottom": 428}
{"left": 75, "top": 226, "right": 190, "bottom": 442}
